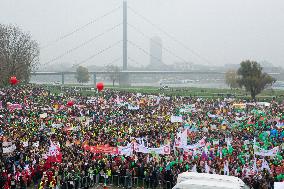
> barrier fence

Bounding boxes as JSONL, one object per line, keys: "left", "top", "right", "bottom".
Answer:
{"left": 58, "top": 174, "right": 172, "bottom": 189}
{"left": 7, "top": 174, "right": 173, "bottom": 189}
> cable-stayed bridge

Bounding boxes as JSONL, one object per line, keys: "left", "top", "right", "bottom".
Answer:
{"left": 35, "top": 1, "right": 281, "bottom": 85}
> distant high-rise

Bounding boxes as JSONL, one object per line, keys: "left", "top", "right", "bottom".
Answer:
{"left": 149, "top": 36, "right": 164, "bottom": 70}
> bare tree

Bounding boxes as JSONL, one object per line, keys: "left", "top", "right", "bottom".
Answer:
{"left": 225, "top": 69, "right": 240, "bottom": 89}
{"left": 106, "top": 65, "right": 121, "bottom": 86}
{"left": 0, "top": 24, "right": 39, "bottom": 86}
{"left": 75, "top": 66, "right": 90, "bottom": 84}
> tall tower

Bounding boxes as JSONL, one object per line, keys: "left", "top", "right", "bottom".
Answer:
{"left": 120, "top": 0, "right": 129, "bottom": 86}
{"left": 123, "top": 0, "right": 127, "bottom": 71}
{"left": 150, "top": 36, "right": 163, "bottom": 70}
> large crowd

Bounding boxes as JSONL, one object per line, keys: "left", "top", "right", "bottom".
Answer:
{"left": 0, "top": 85, "right": 283, "bottom": 189}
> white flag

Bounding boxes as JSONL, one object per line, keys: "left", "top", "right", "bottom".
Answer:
{"left": 224, "top": 160, "right": 229, "bottom": 176}
{"left": 205, "top": 162, "right": 210, "bottom": 173}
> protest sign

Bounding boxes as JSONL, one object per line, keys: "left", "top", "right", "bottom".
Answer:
{"left": 51, "top": 124, "right": 63, "bottom": 129}
{"left": 254, "top": 146, "right": 279, "bottom": 157}
{"left": 171, "top": 116, "right": 183, "bottom": 123}
{"left": 32, "top": 141, "right": 39, "bottom": 148}
{"left": 8, "top": 104, "right": 22, "bottom": 111}
{"left": 40, "top": 113, "right": 47, "bottom": 118}
{"left": 128, "top": 104, "right": 139, "bottom": 110}
{"left": 3, "top": 143, "right": 16, "bottom": 154}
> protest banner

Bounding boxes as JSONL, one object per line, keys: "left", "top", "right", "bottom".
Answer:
{"left": 213, "top": 139, "right": 219, "bottom": 145}
{"left": 171, "top": 115, "right": 183, "bottom": 123}
{"left": 23, "top": 141, "right": 29, "bottom": 147}
{"left": 3, "top": 143, "right": 16, "bottom": 154}
{"left": 183, "top": 137, "right": 206, "bottom": 150}
{"left": 40, "top": 113, "right": 47, "bottom": 118}
{"left": 148, "top": 145, "right": 171, "bottom": 155}
{"left": 232, "top": 103, "right": 246, "bottom": 109}
{"left": 47, "top": 140, "right": 62, "bottom": 163}
{"left": 8, "top": 104, "right": 22, "bottom": 111}
{"left": 83, "top": 144, "right": 119, "bottom": 155}
{"left": 32, "top": 141, "right": 39, "bottom": 148}
{"left": 51, "top": 124, "right": 63, "bottom": 129}
{"left": 179, "top": 104, "right": 196, "bottom": 113}
{"left": 128, "top": 104, "right": 139, "bottom": 110}
{"left": 118, "top": 144, "right": 133, "bottom": 156}
{"left": 174, "top": 129, "right": 188, "bottom": 148}
{"left": 254, "top": 146, "right": 279, "bottom": 157}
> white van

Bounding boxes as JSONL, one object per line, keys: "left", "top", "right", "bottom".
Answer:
{"left": 173, "top": 172, "right": 249, "bottom": 189}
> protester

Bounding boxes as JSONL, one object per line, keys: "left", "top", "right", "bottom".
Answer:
{"left": 0, "top": 85, "right": 283, "bottom": 189}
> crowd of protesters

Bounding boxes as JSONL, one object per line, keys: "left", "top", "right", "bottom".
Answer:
{"left": 0, "top": 85, "right": 283, "bottom": 189}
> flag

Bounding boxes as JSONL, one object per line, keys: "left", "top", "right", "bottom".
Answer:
{"left": 47, "top": 140, "right": 62, "bottom": 163}
{"left": 205, "top": 162, "right": 210, "bottom": 173}
{"left": 250, "top": 156, "right": 258, "bottom": 175}
{"left": 224, "top": 160, "right": 229, "bottom": 176}
{"left": 191, "top": 164, "right": 197, "bottom": 172}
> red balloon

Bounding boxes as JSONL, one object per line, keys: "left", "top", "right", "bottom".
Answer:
{"left": 10, "top": 76, "right": 19, "bottom": 85}
{"left": 67, "top": 101, "right": 74, "bottom": 107}
{"left": 96, "top": 82, "right": 104, "bottom": 92}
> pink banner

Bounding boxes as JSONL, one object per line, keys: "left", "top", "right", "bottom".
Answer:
{"left": 8, "top": 104, "right": 22, "bottom": 111}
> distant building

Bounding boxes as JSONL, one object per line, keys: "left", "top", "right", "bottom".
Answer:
{"left": 148, "top": 36, "right": 165, "bottom": 70}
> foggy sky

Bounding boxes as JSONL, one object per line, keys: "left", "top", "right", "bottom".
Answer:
{"left": 1, "top": 0, "right": 284, "bottom": 69}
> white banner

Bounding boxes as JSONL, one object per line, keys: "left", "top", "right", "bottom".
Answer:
{"left": 51, "top": 123, "right": 63, "bottom": 128}
{"left": 32, "top": 141, "right": 39, "bottom": 148}
{"left": 118, "top": 144, "right": 133, "bottom": 156}
{"left": 175, "top": 129, "right": 187, "bottom": 148}
{"left": 23, "top": 142, "right": 29, "bottom": 147}
{"left": 254, "top": 146, "right": 279, "bottom": 157}
{"left": 180, "top": 104, "right": 196, "bottom": 113}
{"left": 134, "top": 143, "right": 170, "bottom": 155}
{"left": 148, "top": 145, "right": 171, "bottom": 155}
{"left": 2, "top": 142, "right": 13, "bottom": 147}
{"left": 183, "top": 137, "right": 206, "bottom": 150}
{"left": 213, "top": 140, "right": 219, "bottom": 145}
{"left": 40, "top": 113, "right": 47, "bottom": 118}
{"left": 171, "top": 116, "right": 183, "bottom": 123}
{"left": 128, "top": 104, "right": 139, "bottom": 110}
{"left": 3, "top": 144, "right": 16, "bottom": 154}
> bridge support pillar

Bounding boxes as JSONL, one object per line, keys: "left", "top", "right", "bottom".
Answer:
{"left": 61, "top": 73, "right": 65, "bottom": 85}
{"left": 93, "top": 73, "right": 97, "bottom": 85}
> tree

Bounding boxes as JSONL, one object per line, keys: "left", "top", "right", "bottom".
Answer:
{"left": 237, "top": 60, "right": 276, "bottom": 100}
{"left": 225, "top": 69, "right": 240, "bottom": 89}
{"left": 106, "top": 65, "right": 120, "bottom": 86}
{"left": 0, "top": 24, "right": 39, "bottom": 86}
{"left": 75, "top": 66, "right": 90, "bottom": 83}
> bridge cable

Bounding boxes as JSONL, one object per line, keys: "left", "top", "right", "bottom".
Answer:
{"left": 127, "top": 40, "right": 167, "bottom": 65}
{"left": 43, "top": 23, "right": 122, "bottom": 66}
{"left": 127, "top": 6, "right": 213, "bottom": 66}
{"left": 128, "top": 23, "right": 192, "bottom": 65}
{"left": 74, "top": 40, "right": 122, "bottom": 66}
{"left": 40, "top": 6, "right": 121, "bottom": 49}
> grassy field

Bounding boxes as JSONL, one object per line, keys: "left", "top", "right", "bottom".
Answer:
{"left": 43, "top": 84, "right": 284, "bottom": 102}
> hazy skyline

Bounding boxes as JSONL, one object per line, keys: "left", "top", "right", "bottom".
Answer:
{"left": 1, "top": 0, "right": 284, "bottom": 69}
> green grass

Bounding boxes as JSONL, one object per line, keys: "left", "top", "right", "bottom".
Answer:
{"left": 42, "top": 84, "right": 284, "bottom": 102}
